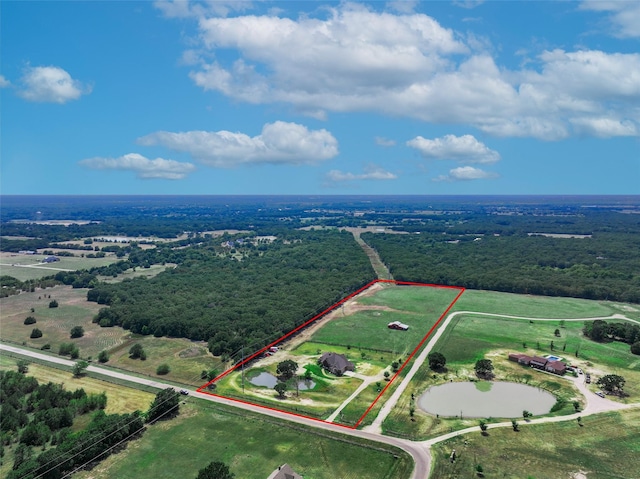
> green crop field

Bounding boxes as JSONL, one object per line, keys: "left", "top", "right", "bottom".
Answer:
{"left": 73, "top": 400, "right": 413, "bottom": 479}
{"left": 431, "top": 409, "right": 640, "bottom": 479}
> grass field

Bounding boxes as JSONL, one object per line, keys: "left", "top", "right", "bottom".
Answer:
{"left": 430, "top": 409, "right": 640, "bottom": 479}
{"left": 73, "top": 400, "right": 413, "bottom": 479}
{"left": 0, "top": 252, "right": 120, "bottom": 281}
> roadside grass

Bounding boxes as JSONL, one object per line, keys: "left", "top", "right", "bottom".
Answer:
{"left": 111, "top": 336, "right": 222, "bottom": 386}
{"left": 453, "top": 288, "right": 640, "bottom": 321}
{"left": 430, "top": 409, "right": 640, "bottom": 479}
{"left": 73, "top": 400, "right": 414, "bottom": 479}
{"left": 0, "top": 354, "right": 154, "bottom": 414}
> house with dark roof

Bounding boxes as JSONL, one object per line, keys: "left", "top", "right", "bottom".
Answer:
{"left": 508, "top": 353, "right": 533, "bottom": 365}
{"left": 545, "top": 360, "right": 567, "bottom": 375}
{"left": 267, "top": 464, "right": 303, "bottom": 479}
{"left": 318, "top": 352, "right": 354, "bottom": 376}
{"left": 529, "top": 356, "right": 548, "bottom": 370}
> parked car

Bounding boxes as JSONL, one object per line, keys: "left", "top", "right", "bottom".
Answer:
{"left": 595, "top": 391, "right": 605, "bottom": 398}
{"left": 179, "top": 389, "right": 189, "bottom": 395}
{"left": 585, "top": 374, "right": 591, "bottom": 384}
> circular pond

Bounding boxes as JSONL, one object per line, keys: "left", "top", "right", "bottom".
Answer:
{"left": 418, "top": 381, "right": 556, "bottom": 418}
{"left": 248, "top": 372, "right": 316, "bottom": 390}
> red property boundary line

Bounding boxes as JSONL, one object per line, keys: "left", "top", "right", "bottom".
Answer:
{"left": 197, "top": 279, "right": 465, "bottom": 430}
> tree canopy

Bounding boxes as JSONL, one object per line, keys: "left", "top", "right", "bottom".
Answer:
{"left": 196, "top": 461, "right": 235, "bottom": 479}
{"left": 427, "top": 352, "right": 447, "bottom": 371}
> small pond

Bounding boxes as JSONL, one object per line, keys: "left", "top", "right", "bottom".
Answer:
{"left": 248, "top": 372, "right": 316, "bottom": 390}
{"left": 418, "top": 381, "right": 556, "bottom": 418}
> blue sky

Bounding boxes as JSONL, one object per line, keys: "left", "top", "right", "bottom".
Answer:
{"left": 1, "top": 0, "right": 639, "bottom": 195}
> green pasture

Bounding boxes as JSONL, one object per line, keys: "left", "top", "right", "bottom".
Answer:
{"left": 453, "top": 288, "right": 640, "bottom": 321}
{"left": 73, "top": 400, "right": 413, "bottom": 479}
{"left": 359, "top": 283, "right": 462, "bottom": 315}
{"left": 0, "top": 254, "right": 120, "bottom": 281}
{"left": 99, "top": 263, "right": 175, "bottom": 283}
{"left": 430, "top": 409, "right": 640, "bottom": 479}
{"left": 110, "top": 336, "right": 222, "bottom": 387}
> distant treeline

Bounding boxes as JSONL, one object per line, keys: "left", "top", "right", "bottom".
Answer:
{"left": 87, "top": 230, "right": 375, "bottom": 359}
{"left": 583, "top": 320, "right": 640, "bottom": 355}
{"left": 364, "top": 231, "right": 640, "bottom": 303}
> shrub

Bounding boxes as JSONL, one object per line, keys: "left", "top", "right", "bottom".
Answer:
{"left": 129, "top": 343, "right": 146, "bottom": 360}
{"left": 97, "top": 350, "right": 109, "bottom": 363}
{"left": 70, "top": 326, "right": 84, "bottom": 338}
{"left": 631, "top": 342, "right": 640, "bottom": 356}
{"left": 24, "top": 316, "right": 37, "bottom": 325}
{"left": 156, "top": 364, "right": 170, "bottom": 375}
{"left": 49, "top": 300, "right": 59, "bottom": 308}
{"left": 30, "top": 328, "right": 43, "bottom": 339}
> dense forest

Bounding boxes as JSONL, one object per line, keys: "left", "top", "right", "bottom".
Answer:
{"left": 87, "top": 230, "right": 375, "bottom": 359}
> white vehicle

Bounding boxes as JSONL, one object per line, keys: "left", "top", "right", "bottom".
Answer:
{"left": 595, "top": 391, "right": 605, "bottom": 398}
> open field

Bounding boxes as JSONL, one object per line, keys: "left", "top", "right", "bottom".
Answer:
{"left": 0, "top": 252, "right": 120, "bottom": 281}
{"left": 430, "top": 409, "right": 640, "bottom": 479}
{"left": 0, "top": 353, "right": 154, "bottom": 414}
{"left": 98, "top": 263, "right": 176, "bottom": 283}
{"left": 452, "top": 289, "right": 640, "bottom": 321}
{"left": 73, "top": 400, "right": 413, "bottom": 479}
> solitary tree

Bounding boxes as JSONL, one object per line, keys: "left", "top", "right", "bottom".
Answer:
{"left": 511, "top": 419, "right": 519, "bottom": 431}
{"left": 554, "top": 328, "right": 561, "bottom": 337}
{"left": 631, "top": 342, "right": 640, "bottom": 355}
{"left": 24, "top": 316, "right": 37, "bottom": 325}
{"left": 523, "top": 410, "right": 533, "bottom": 420}
{"left": 156, "top": 364, "right": 170, "bottom": 375}
{"left": 30, "top": 328, "right": 43, "bottom": 339}
{"left": 596, "top": 374, "right": 626, "bottom": 395}
{"left": 129, "top": 343, "right": 147, "bottom": 360}
{"left": 98, "top": 350, "right": 109, "bottom": 363}
{"left": 16, "top": 359, "right": 30, "bottom": 374}
{"left": 49, "top": 300, "right": 59, "bottom": 308}
{"left": 428, "top": 352, "right": 447, "bottom": 371}
{"left": 147, "top": 388, "right": 180, "bottom": 422}
{"left": 196, "top": 461, "right": 235, "bottom": 479}
{"left": 479, "top": 420, "right": 488, "bottom": 435}
{"left": 384, "top": 370, "right": 391, "bottom": 380}
{"left": 73, "top": 360, "right": 89, "bottom": 377}
{"left": 276, "top": 360, "right": 298, "bottom": 381}
{"left": 474, "top": 359, "right": 494, "bottom": 378}
{"left": 70, "top": 326, "right": 85, "bottom": 339}
{"left": 274, "top": 382, "right": 287, "bottom": 399}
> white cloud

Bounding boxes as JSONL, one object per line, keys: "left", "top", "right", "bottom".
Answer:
{"left": 580, "top": 1, "right": 640, "bottom": 38}
{"left": 0, "top": 75, "right": 10, "bottom": 88}
{"left": 79, "top": 153, "right": 196, "bottom": 180}
{"left": 138, "top": 121, "right": 338, "bottom": 167}
{"left": 154, "top": 0, "right": 253, "bottom": 19}
{"left": 18, "top": 66, "right": 90, "bottom": 103}
{"left": 570, "top": 117, "right": 638, "bottom": 138}
{"left": 433, "top": 166, "right": 497, "bottom": 182}
{"left": 326, "top": 165, "right": 397, "bottom": 182}
{"left": 167, "top": 4, "right": 640, "bottom": 140}
{"left": 453, "top": 0, "right": 485, "bottom": 9}
{"left": 375, "top": 136, "right": 396, "bottom": 147}
{"left": 407, "top": 134, "right": 500, "bottom": 164}
{"left": 386, "top": 1, "right": 419, "bottom": 14}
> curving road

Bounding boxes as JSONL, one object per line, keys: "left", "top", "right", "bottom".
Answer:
{"left": 2, "top": 309, "right": 639, "bottom": 479}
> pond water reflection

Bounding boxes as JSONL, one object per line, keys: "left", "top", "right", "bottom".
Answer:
{"left": 248, "top": 372, "right": 316, "bottom": 390}
{"left": 418, "top": 381, "right": 556, "bottom": 418}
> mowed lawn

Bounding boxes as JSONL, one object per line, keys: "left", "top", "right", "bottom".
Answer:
{"left": 431, "top": 409, "right": 640, "bottom": 479}
{"left": 311, "top": 284, "right": 462, "bottom": 354}
{"left": 73, "top": 400, "right": 413, "bottom": 479}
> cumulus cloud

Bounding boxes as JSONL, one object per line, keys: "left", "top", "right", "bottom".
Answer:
{"left": 0, "top": 75, "right": 10, "bottom": 88}
{"left": 375, "top": 136, "right": 396, "bottom": 147}
{"left": 154, "top": 0, "right": 253, "bottom": 18}
{"left": 407, "top": 134, "right": 500, "bottom": 164}
{"left": 580, "top": 1, "right": 640, "bottom": 38}
{"left": 18, "top": 66, "right": 90, "bottom": 103}
{"left": 326, "top": 165, "right": 397, "bottom": 182}
{"left": 79, "top": 153, "right": 196, "bottom": 180}
{"left": 138, "top": 121, "right": 338, "bottom": 167}
{"left": 433, "top": 166, "right": 497, "bottom": 182}
{"left": 169, "top": 2, "right": 640, "bottom": 140}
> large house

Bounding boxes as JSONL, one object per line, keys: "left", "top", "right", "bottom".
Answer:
{"left": 267, "top": 464, "right": 302, "bottom": 479}
{"left": 318, "top": 352, "right": 354, "bottom": 376}
{"left": 508, "top": 353, "right": 566, "bottom": 376}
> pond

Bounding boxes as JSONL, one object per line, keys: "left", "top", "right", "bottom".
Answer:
{"left": 248, "top": 372, "right": 316, "bottom": 391}
{"left": 418, "top": 381, "right": 556, "bottom": 418}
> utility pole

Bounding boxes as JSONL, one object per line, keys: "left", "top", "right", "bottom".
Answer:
{"left": 242, "top": 345, "right": 245, "bottom": 394}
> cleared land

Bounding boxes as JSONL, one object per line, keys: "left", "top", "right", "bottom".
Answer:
{"left": 0, "top": 252, "right": 120, "bottom": 281}
{"left": 72, "top": 400, "right": 413, "bottom": 479}
{"left": 430, "top": 409, "right": 640, "bottom": 479}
